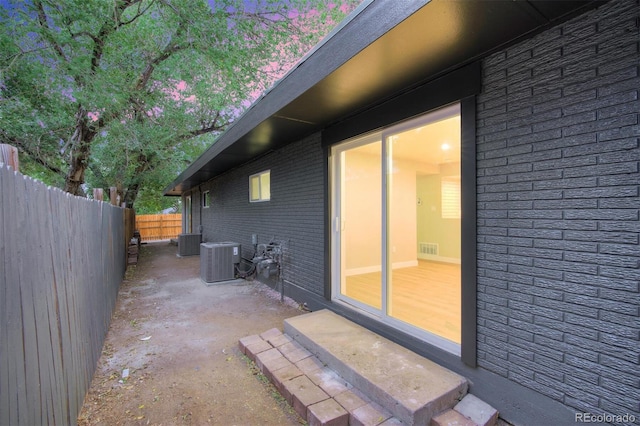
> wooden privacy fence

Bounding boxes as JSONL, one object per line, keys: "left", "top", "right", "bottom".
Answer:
{"left": 0, "top": 163, "right": 133, "bottom": 425}
{"left": 136, "top": 213, "right": 181, "bottom": 241}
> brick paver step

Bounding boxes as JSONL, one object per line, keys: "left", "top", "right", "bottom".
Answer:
{"left": 284, "top": 310, "right": 469, "bottom": 425}
{"left": 239, "top": 311, "right": 499, "bottom": 426}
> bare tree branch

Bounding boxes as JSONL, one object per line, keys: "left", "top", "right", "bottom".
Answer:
{"left": 156, "top": 0, "right": 184, "bottom": 21}
{"left": 134, "top": 21, "right": 186, "bottom": 91}
{"left": 183, "top": 110, "right": 229, "bottom": 140}
{"left": 1, "top": 130, "right": 65, "bottom": 176}
{"left": 34, "top": 0, "right": 68, "bottom": 62}
{"left": 118, "top": 0, "right": 155, "bottom": 26}
{"left": 1, "top": 45, "right": 50, "bottom": 75}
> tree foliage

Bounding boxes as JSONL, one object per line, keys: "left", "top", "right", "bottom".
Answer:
{"left": 0, "top": 0, "right": 357, "bottom": 212}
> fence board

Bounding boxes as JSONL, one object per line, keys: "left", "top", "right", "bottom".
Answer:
{"left": 50, "top": 191, "right": 73, "bottom": 425}
{"left": 136, "top": 213, "right": 181, "bottom": 241}
{"left": 6, "top": 169, "right": 29, "bottom": 425}
{"left": 69, "top": 195, "right": 86, "bottom": 418}
{"left": 23, "top": 179, "right": 42, "bottom": 426}
{"left": 0, "top": 163, "right": 130, "bottom": 425}
{"left": 35, "top": 182, "right": 60, "bottom": 425}
{"left": 0, "top": 165, "right": 10, "bottom": 426}
{"left": 42, "top": 188, "right": 59, "bottom": 425}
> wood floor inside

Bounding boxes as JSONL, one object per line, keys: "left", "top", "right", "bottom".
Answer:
{"left": 343, "top": 260, "right": 461, "bottom": 343}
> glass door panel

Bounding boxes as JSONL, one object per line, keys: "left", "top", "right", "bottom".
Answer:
{"left": 385, "top": 107, "right": 461, "bottom": 343}
{"left": 335, "top": 135, "right": 382, "bottom": 310}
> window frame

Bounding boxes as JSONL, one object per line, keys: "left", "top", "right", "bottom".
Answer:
{"left": 202, "top": 190, "right": 210, "bottom": 208}
{"left": 249, "top": 170, "right": 271, "bottom": 203}
{"left": 441, "top": 176, "right": 461, "bottom": 219}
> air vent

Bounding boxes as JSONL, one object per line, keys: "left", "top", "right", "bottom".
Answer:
{"left": 178, "top": 233, "right": 202, "bottom": 257}
{"left": 200, "top": 242, "right": 241, "bottom": 283}
{"left": 419, "top": 242, "right": 439, "bottom": 256}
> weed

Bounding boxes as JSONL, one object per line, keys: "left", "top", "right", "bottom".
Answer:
{"left": 240, "top": 354, "right": 305, "bottom": 424}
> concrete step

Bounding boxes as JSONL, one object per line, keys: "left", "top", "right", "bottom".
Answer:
{"left": 239, "top": 310, "right": 500, "bottom": 425}
{"left": 240, "top": 327, "right": 401, "bottom": 425}
{"left": 283, "top": 310, "right": 468, "bottom": 425}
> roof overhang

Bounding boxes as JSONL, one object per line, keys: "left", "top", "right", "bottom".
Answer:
{"left": 164, "top": 0, "right": 605, "bottom": 196}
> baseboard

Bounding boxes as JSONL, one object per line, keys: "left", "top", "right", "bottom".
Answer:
{"left": 345, "top": 260, "right": 418, "bottom": 276}
{"left": 417, "top": 254, "right": 461, "bottom": 264}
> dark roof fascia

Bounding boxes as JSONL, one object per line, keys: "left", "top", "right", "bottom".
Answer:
{"left": 163, "top": 0, "right": 429, "bottom": 196}
{"left": 164, "top": 0, "right": 606, "bottom": 196}
{"left": 321, "top": 0, "right": 609, "bottom": 137}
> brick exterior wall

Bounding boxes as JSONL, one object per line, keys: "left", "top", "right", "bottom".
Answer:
{"left": 195, "top": 132, "right": 326, "bottom": 297}
{"left": 189, "top": 0, "right": 638, "bottom": 421}
{"left": 476, "top": 0, "right": 639, "bottom": 419}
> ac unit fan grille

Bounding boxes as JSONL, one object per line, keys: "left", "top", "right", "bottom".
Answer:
{"left": 200, "top": 242, "right": 240, "bottom": 283}
{"left": 178, "top": 233, "right": 201, "bottom": 256}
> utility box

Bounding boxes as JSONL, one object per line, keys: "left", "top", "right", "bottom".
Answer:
{"left": 178, "top": 233, "right": 202, "bottom": 257}
{"left": 200, "top": 242, "right": 241, "bottom": 283}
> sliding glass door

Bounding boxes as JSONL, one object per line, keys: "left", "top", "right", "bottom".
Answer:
{"left": 334, "top": 133, "right": 383, "bottom": 311}
{"left": 331, "top": 104, "right": 462, "bottom": 353}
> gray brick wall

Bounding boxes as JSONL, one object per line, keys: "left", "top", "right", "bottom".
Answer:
{"left": 476, "top": 0, "right": 639, "bottom": 420}
{"left": 196, "top": 133, "right": 326, "bottom": 297}
{"left": 187, "top": 0, "right": 638, "bottom": 420}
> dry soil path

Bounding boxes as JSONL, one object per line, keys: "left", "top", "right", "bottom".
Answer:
{"left": 78, "top": 241, "right": 305, "bottom": 425}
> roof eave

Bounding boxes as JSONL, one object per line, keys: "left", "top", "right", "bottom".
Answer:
{"left": 164, "top": 0, "right": 605, "bottom": 196}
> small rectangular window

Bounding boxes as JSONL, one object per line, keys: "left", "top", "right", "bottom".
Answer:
{"left": 441, "top": 176, "right": 460, "bottom": 219}
{"left": 250, "top": 170, "right": 270, "bottom": 202}
{"left": 202, "top": 190, "right": 210, "bottom": 208}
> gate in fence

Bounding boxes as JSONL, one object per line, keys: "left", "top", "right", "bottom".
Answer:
{"left": 136, "top": 213, "right": 182, "bottom": 241}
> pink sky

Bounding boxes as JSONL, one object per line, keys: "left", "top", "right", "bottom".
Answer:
{"left": 87, "top": 1, "right": 357, "bottom": 123}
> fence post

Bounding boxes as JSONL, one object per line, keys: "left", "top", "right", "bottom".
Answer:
{"left": 0, "top": 144, "right": 19, "bottom": 172}
{"left": 93, "top": 188, "right": 104, "bottom": 201}
{"left": 110, "top": 187, "right": 117, "bottom": 206}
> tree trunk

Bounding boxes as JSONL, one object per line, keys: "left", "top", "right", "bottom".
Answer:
{"left": 123, "top": 151, "right": 156, "bottom": 209}
{"left": 123, "top": 184, "right": 140, "bottom": 209}
{"left": 64, "top": 108, "right": 97, "bottom": 196}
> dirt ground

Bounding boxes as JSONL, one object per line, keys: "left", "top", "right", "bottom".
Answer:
{"left": 78, "top": 241, "right": 306, "bottom": 426}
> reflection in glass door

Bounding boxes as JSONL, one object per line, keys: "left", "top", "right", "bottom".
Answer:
{"left": 333, "top": 133, "right": 383, "bottom": 311}
{"left": 386, "top": 105, "right": 461, "bottom": 345}
{"left": 332, "top": 104, "right": 461, "bottom": 352}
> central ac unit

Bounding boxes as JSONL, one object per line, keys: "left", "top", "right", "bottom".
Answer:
{"left": 200, "top": 242, "right": 241, "bottom": 283}
{"left": 178, "top": 233, "right": 202, "bottom": 256}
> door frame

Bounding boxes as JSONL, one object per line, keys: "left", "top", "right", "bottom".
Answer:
{"left": 330, "top": 103, "right": 464, "bottom": 356}
{"left": 322, "top": 62, "right": 479, "bottom": 365}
